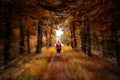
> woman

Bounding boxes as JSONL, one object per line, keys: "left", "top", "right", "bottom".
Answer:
{"left": 56, "top": 40, "right": 62, "bottom": 55}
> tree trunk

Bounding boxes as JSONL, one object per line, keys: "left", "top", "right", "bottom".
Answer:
{"left": 3, "top": 2, "right": 11, "bottom": 64}
{"left": 111, "top": 22, "right": 120, "bottom": 65}
{"left": 27, "top": 30, "right": 30, "bottom": 54}
{"left": 114, "top": 34, "right": 119, "bottom": 65}
{"left": 3, "top": 20, "right": 11, "bottom": 64}
{"left": 81, "top": 31, "right": 87, "bottom": 54}
{"left": 36, "top": 20, "right": 42, "bottom": 54}
{"left": 85, "top": 17, "right": 92, "bottom": 56}
{"left": 81, "top": 19, "right": 87, "bottom": 54}
{"left": 72, "top": 21, "right": 77, "bottom": 48}
{"left": 19, "top": 20, "right": 24, "bottom": 54}
{"left": 45, "top": 30, "right": 48, "bottom": 47}
{"left": 101, "top": 31, "right": 105, "bottom": 57}
{"left": 70, "top": 26, "right": 73, "bottom": 48}
{"left": 49, "top": 27, "right": 52, "bottom": 47}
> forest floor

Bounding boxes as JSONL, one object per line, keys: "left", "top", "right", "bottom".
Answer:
{"left": 0, "top": 46, "right": 120, "bottom": 80}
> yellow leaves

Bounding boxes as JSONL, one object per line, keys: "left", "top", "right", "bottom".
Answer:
{"left": 48, "top": 47, "right": 56, "bottom": 54}
{"left": 41, "top": 47, "right": 56, "bottom": 54}
{"left": 26, "top": 60, "right": 47, "bottom": 76}
{"left": 62, "top": 46, "right": 73, "bottom": 52}
{"left": 17, "top": 48, "right": 54, "bottom": 80}
{"left": 13, "top": 47, "right": 54, "bottom": 80}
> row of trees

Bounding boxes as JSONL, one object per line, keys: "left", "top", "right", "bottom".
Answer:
{"left": 0, "top": 0, "right": 119, "bottom": 66}
{"left": 0, "top": 0, "right": 59, "bottom": 65}
{"left": 57, "top": 0, "right": 119, "bottom": 65}
{"left": 65, "top": 0, "right": 120, "bottom": 65}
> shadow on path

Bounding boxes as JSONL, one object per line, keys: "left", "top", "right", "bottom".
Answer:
{"left": 40, "top": 53, "right": 75, "bottom": 80}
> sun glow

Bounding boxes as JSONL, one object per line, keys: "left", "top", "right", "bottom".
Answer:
{"left": 56, "top": 29, "right": 63, "bottom": 36}
{"left": 56, "top": 27, "right": 63, "bottom": 40}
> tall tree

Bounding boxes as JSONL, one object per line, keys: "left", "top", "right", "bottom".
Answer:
{"left": 72, "top": 21, "right": 77, "bottom": 48}
{"left": 36, "top": 20, "right": 42, "bottom": 54}
{"left": 70, "top": 25, "right": 73, "bottom": 48}
{"left": 49, "top": 20, "right": 53, "bottom": 47}
{"left": 3, "top": 1, "right": 11, "bottom": 64}
{"left": 27, "top": 30, "right": 30, "bottom": 54}
{"left": 45, "top": 29, "right": 48, "bottom": 47}
{"left": 19, "top": 19, "right": 24, "bottom": 54}
{"left": 86, "top": 17, "right": 92, "bottom": 56}
{"left": 81, "top": 19, "right": 87, "bottom": 54}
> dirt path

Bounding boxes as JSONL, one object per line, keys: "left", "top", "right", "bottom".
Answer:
{"left": 40, "top": 53, "right": 76, "bottom": 80}
{"left": 0, "top": 47, "right": 120, "bottom": 80}
{"left": 39, "top": 50, "right": 120, "bottom": 80}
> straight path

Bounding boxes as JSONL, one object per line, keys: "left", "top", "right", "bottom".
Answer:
{"left": 0, "top": 47, "right": 119, "bottom": 80}
{"left": 40, "top": 53, "right": 77, "bottom": 80}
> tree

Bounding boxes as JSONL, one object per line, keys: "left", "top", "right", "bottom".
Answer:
{"left": 36, "top": 20, "right": 42, "bottom": 54}
{"left": 3, "top": 1, "right": 11, "bottom": 64}
{"left": 27, "top": 30, "right": 30, "bottom": 54}
{"left": 72, "top": 21, "right": 77, "bottom": 48}
{"left": 19, "top": 19, "right": 24, "bottom": 54}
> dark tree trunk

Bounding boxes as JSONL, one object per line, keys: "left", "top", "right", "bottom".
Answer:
{"left": 101, "top": 31, "right": 105, "bottom": 57}
{"left": 72, "top": 21, "right": 77, "bottom": 48}
{"left": 86, "top": 18, "right": 92, "bottom": 56}
{"left": 81, "top": 19, "right": 87, "bottom": 54}
{"left": 93, "top": 31, "right": 100, "bottom": 50}
{"left": 70, "top": 26, "right": 73, "bottom": 48}
{"left": 113, "top": 0, "right": 120, "bottom": 65}
{"left": 111, "top": 21, "right": 120, "bottom": 65}
{"left": 81, "top": 31, "right": 87, "bottom": 54}
{"left": 3, "top": 20, "right": 11, "bottom": 64}
{"left": 36, "top": 20, "right": 42, "bottom": 54}
{"left": 19, "top": 20, "right": 24, "bottom": 54}
{"left": 27, "top": 30, "right": 30, "bottom": 54}
{"left": 114, "top": 34, "right": 119, "bottom": 65}
{"left": 45, "top": 30, "right": 48, "bottom": 47}
{"left": 3, "top": 2, "right": 11, "bottom": 64}
{"left": 49, "top": 27, "right": 52, "bottom": 47}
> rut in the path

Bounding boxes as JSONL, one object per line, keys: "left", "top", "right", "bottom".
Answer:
{"left": 40, "top": 54, "right": 76, "bottom": 80}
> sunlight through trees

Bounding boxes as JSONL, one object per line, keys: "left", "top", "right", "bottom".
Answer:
{"left": 0, "top": 0, "right": 120, "bottom": 79}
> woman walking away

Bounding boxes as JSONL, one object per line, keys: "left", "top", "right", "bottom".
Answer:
{"left": 56, "top": 40, "right": 62, "bottom": 56}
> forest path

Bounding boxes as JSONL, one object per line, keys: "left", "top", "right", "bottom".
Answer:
{"left": 40, "top": 53, "right": 87, "bottom": 80}
{"left": 40, "top": 53, "right": 74, "bottom": 80}
{"left": 0, "top": 46, "right": 120, "bottom": 80}
{"left": 39, "top": 47, "right": 120, "bottom": 80}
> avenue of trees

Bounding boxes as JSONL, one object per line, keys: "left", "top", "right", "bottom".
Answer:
{"left": 0, "top": 0, "right": 120, "bottom": 66}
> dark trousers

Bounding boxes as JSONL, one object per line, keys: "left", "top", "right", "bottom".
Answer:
{"left": 57, "top": 49, "right": 61, "bottom": 53}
